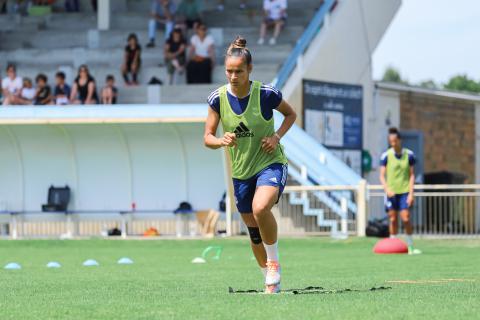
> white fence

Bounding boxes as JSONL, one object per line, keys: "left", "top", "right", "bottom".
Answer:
{"left": 368, "top": 185, "right": 480, "bottom": 236}
{"left": 276, "top": 184, "right": 480, "bottom": 237}
{"left": 1, "top": 183, "right": 479, "bottom": 238}
{"left": 0, "top": 210, "right": 241, "bottom": 239}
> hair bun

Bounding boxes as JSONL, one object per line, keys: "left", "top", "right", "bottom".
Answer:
{"left": 225, "top": 36, "right": 252, "bottom": 65}
{"left": 233, "top": 36, "right": 247, "bottom": 49}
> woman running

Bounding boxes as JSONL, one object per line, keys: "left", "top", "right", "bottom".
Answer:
{"left": 204, "top": 36, "right": 297, "bottom": 293}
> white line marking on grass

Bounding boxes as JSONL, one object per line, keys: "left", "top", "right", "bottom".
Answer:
{"left": 386, "top": 279, "right": 477, "bottom": 284}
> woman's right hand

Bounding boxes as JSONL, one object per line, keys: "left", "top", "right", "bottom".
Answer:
{"left": 220, "top": 132, "right": 237, "bottom": 147}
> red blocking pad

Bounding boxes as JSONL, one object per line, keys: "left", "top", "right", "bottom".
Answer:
{"left": 373, "top": 238, "right": 408, "bottom": 254}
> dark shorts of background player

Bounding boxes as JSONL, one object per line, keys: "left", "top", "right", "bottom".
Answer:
{"left": 233, "top": 163, "right": 288, "bottom": 214}
{"left": 385, "top": 192, "right": 409, "bottom": 212}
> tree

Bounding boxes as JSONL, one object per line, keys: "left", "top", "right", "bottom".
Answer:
{"left": 418, "top": 79, "right": 438, "bottom": 90}
{"left": 382, "top": 66, "right": 407, "bottom": 84}
{"left": 443, "top": 74, "right": 480, "bottom": 93}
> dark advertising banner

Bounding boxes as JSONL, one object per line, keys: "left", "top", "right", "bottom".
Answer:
{"left": 303, "top": 79, "right": 363, "bottom": 174}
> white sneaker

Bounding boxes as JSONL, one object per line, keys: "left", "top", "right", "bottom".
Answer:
{"left": 257, "top": 38, "right": 265, "bottom": 45}
{"left": 265, "top": 260, "right": 281, "bottom": 285}
{"left": 264, "top": 283, "right": 281, "bottom": 294}
{"left": 269, "top": 37, "right": 276, "bottom": 45}
{"left": 239, "top": 3, "right": 246, "bottom": 9}
{"left": 217, "top": 4, "right": 224, "bottom": 11}
{"left": 408, "top": 246, "right": 422, "bottom": 255}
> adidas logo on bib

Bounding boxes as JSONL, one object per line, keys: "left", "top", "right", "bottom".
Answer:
{"left": 234, "top": 122, "right": 254, "bottom": 138}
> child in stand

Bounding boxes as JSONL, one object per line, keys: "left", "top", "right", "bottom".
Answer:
{"left": 34, "top": 73, "right": 53, "bottom": 105}
{"left": 54, "top": 71, "right": 71, "bottom": 105}
{"left": 10, "top": 78, "right": 36, "bottom": 105}
{"left": 101, "top": 75, "right": 118, "bottom": 105}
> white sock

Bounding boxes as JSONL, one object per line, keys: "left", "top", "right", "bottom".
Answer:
{"left": 261, "top": 267, "right": 267, "bottom": 278}
{"left": 389, "top": 234, "right": 396, "bottom": 239}
{"left": 264, "top": 242, "right": 278, "bottom": 261}
{"left": 406, "top": 235, "right": 413, "bottom": 247}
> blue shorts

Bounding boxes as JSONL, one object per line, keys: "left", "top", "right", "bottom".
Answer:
{"left": 385, "top": 193, "right": 409, "bottom": 211}
{"left": 233, "top": 163, "right": 288, "bottom": 214}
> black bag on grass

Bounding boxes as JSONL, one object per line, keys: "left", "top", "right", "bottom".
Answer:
{"left": 366, "top": 218, "right": 389, "bottom": 238}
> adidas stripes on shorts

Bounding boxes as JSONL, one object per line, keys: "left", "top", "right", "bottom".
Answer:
{"left": 232, "top": 163, "right": 288, "bottom": 214}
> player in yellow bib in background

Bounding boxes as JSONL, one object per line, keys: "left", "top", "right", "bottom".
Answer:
{"left": 380, "top": 127, "right": 422, "bottom": 254}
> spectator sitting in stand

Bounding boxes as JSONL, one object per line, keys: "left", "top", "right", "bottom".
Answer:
{"left": 54, "top": 71, "right": 71, "bottom": 105}
{"left": 101, "top": 75, "right": 118, "bottom": 105}
{"left": 176, "top": 0, "right": 203, "bottom": 31}
{"left": 122, "top": 33, "right": 142, "bottom": 85}
{"left": 53, "top": 71, "right": 72, "bottom": 105}
{"left": 15, "top": 78, "right": 36, "bottom": 105}
{"left": 186, "top": 22, "right": 216, "bottom": 84}
{"left": 70, "top": 64, "right": 98, "bottom": 104}
{"left": 165, "top": 28, "right": 187, "bottom": 85}
{"left": 2, "top": 64, "right": 23, "bottom": 106}
{"left": 258, "top": 0, "right": 287, "bottom": 46}
{"left": 4, "top": 77, "right": 36, "bottom": 105}
{"left": 147, "top": 0, "right": 177, "bottom": 48}
{"left": 34, "top": 73, "right": 53, "bottom": 105}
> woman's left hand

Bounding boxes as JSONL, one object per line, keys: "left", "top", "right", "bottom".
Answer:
{"left": 261, "top": 135, "right": 279, "bottom": 154}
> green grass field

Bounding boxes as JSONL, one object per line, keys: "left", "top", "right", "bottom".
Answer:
{"left": 1, "top": 238, "right": 479, "bottom": 320}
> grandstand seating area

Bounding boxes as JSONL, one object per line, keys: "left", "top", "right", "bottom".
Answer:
{"left": 0, "top": 0, "right": 320, "bottom": 104}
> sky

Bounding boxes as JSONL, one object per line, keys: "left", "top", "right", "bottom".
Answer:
{"left": 372, "top": 0, "right": 480, "bottom": 85}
